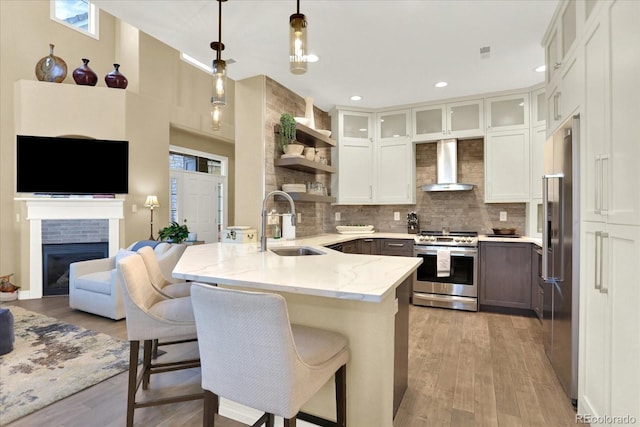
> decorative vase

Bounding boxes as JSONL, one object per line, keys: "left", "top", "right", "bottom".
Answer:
{"left": 104, "top": 64, "right": 128, "bottom": 89}
{"left": 304, "top": 96, "right": 316, "bottom": 130}
{"left": 35, "top": 43, "right": 67, "bottom": 83}
{"left": 72, "top": 58, "right": 98, "bottom": 86}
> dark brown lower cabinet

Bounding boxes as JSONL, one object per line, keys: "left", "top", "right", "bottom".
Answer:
{"left": 479, "top": 242, "right": 532, "bottom": 309}
{"left": 531, "top": 244, "right": 543, "bottom": 321}
{"left": 357, "top": 237, "right": 380, "bottom": 254}
{"left": 379, "top": 239, "right": 413, "bottom": 257}
{"left": 341, "top": 239, "right": 358, "bottom": 253}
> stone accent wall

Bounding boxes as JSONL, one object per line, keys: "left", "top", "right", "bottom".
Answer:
{"left": 42, "top": 220, "right": 109, "bottom": 244}
{"left": 264, "top": 77, "right": 333, "bottom": 237}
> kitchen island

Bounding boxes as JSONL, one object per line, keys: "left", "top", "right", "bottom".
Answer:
{"left": 173, "top": 240, "right": 421, "bottom": 426}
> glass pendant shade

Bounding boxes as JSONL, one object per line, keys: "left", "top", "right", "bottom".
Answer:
{"left": 289, "top": 13, "right": 307, "bottom": 75}
{"left": 211, "top": 105, "right": 222, "bottom": 131}
{"left": 211, "top": 59, "right": 227, "bottom": 106}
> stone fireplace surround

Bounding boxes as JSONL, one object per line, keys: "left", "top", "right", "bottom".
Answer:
{"left": 14, "top": 197, "right": 124, "bottom": 299}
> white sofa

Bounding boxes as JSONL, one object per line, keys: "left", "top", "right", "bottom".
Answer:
{"left": 69, "top": 241, "right": 187, "bottom": 320}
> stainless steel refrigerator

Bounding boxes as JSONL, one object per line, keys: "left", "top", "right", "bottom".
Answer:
{"left": 542, "top": 114, "right": 580, "bottom": 406}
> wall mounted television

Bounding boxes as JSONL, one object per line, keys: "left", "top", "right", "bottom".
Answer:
{"left": 16, "top": 135, "right": 129, "bottom": 195}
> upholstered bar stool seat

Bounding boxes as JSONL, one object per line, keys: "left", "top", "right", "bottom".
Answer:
{"left": 118, "top": 254, "right": 203, "bottom": 427}
{"left": 191, "top": 283, "right": 349, "bottom": 427}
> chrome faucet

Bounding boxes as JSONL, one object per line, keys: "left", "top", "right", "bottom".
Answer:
{"left": 261, "top": 190, "right": 296, "bottom": 252}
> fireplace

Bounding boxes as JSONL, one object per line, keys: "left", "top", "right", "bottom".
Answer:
{"left": 15, "top": 197, "right": 124, "bottom": 299}
{"left": 42, "top": 242, "right": 109, "bottom": 296}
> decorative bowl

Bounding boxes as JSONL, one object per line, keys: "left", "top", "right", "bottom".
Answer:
{"left": 294, "top": 117, "right": 310, "bottom": 127}
{"left": 282, "top": 184, "right": 306, "bottom": 193}
{"left": 316, "top": 129, "right": 332, "bottom": 137}
{"left": 284, "top": 143, "right": 305, "bottom": 155}
{"left": 492, "top": 227, "right": 516, "bottom": 235}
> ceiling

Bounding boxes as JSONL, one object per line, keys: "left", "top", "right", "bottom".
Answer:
{"left": 92, "top": 0, "right": 558, "bottom": 112}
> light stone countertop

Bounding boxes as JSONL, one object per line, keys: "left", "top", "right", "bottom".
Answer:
{"left": 173, "top": 232, "right": 543, "bottom": 303}
{"left": 173, "top": 235, "right": 422, "bottom": 303}
{"left": 478, "top": 235, "right": 542, "bottom": 246}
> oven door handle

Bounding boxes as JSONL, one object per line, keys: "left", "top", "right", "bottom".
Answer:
{"left": 413, "top": 247, "right": 478, "bottom": 256}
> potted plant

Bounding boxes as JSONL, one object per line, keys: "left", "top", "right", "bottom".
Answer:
{"left": 158, "top": 220, "right": 189, "bottom": 243}
{"left": 0, "top": 273, "right": 19, "bottom": 301}
{"left": 278, "top": 113, "right": 304, "bottom": 155}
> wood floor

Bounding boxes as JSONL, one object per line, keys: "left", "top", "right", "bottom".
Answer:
{"left": 3, "top": 297, "right": 578, "bottom": 427}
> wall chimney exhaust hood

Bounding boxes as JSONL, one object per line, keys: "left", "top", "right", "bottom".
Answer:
{"left": 421, "top": 139, "right": 474, "bottom": 192}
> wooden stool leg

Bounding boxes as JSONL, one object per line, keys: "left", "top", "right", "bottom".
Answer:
{"left": 283, "top": 418, "right": 296, "bottom": 427}
{"left": 203, "top": 390, "right": 219, "bottom": 427}
{"left": 336, "top": 364, "right": 347, "bottom": 427}
{"left": 266, "top": 414, "right": 275, "bottom": 427}
{"left": 142, "top": 339, "right": 153, "bottom": 389}
{"left": 126, "top": 340, "right": 139, "bottom": 427}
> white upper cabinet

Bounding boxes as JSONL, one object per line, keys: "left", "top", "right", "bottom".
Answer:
{"left": 332, "top": 110, "right": 374, "bottom": 204}
{"left": 581, "top": 0, "right": 640, "bottom": 226}
{"left": 530, "top": 126, "right": 546, "bottom": 200}
{"left": 546, "top": 0, "right": 579, "bottom": 83}
{"left": 530, "top": 88, "right": 547, "bottom": 129}
{"left": 412, "top": 99, "right": 483, "bottom": 142}
{"left": 484, "top": 128, "right": 530, "bottom": 202}
{"left": 376, "top": 110, "right": 415, "bottom": 204}
{"left": 378, "top": 109, "right": 411, "bottom": 141}
{"left": 338, "top": 110, "right": 372, "bottom": 142}
{"left": 332, "top": 109, "right": 415, "bottom": 205}
{"left": 485, "top": 93, "right": 530, "bottom": 132}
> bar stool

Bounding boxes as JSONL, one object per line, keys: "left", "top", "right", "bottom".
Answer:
{"left": 118, "top": 254, "right": 203, "bottom": 427}
{"left": 137, "top": 245, "right": 193, "bottom": 358}
{"left": 191, "top": 283, "right": 348, "bottom": 427}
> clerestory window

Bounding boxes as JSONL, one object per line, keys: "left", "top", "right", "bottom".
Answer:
{"left": 51, "top": 0, "right": 99, "bottom": 39}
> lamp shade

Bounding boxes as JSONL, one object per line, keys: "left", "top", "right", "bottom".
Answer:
{"left": 289, "top": 13, "right": 307, "bottom": 75}
{"left": 211, "top": 106, "right": 222, "bottom": 131}
{"left": 211, "top": 59, "right": 227, "bottom": 106}
{"left": 144, "top": 195, "right": 159, "bottom": 209}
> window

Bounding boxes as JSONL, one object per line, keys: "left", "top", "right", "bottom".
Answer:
{"left": 51, "top": 0, "right": 98, "bottom": 38}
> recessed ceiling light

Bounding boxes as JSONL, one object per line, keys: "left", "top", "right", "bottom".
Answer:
{"left": 535, "top": 65, "right": 546, "bottom": 72}
{"left": 434, "top": 81, "right": 448, "bottom": 88}
{"left": 306, "top": 54, "right": 319, "bottom": 63}
{"left": 350, "top": 95, "right": 362, "bottom": 101}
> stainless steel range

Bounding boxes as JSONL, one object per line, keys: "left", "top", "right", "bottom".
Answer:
{"left": 413, "top": 230, "right": 479, "bottom": 311}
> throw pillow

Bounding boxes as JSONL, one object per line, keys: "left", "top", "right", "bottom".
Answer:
{"left": 130, "top": 240, "right": 161, "bottom": 252}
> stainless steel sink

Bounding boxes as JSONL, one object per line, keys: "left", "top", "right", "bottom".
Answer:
{"left": 270, "top": 246, "right": 326, "bottom": 256}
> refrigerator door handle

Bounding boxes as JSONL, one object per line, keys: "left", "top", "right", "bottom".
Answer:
{"left": 600, "top": 232, "right": 609, "bottom": 294}
{"left": 594, "top": 231, "right": 602, "bottom": 291}
{"left": 542, "top": 173, "right": 565, "bottom": 281}
{"left": 595, "top": 156, "right": 601, "bottom": 215}
{"left": 601, "top": 155, "right": 609, "bottom": 216}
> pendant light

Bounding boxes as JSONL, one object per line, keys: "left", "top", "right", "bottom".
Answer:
{"left": 211, "top": 105, "right": 222, "bottom": 131}
{"left": 211, "top": 0, "right": 227, "bottom": 107}
{"left": 289, "top": 0, "right": 307, "bottom": 75}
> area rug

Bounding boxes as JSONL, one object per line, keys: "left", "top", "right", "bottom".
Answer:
{"left": 0, "top": 306, "right": 130, "bottom": 425}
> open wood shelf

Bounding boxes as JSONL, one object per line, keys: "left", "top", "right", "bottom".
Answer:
{"left": 274, "top": 123, "right": 336, "bottom": 148}
{"left": 274, "top": 157, "right": 336, "bottom": 174}
{"left": 275, "top": 193, "right": 336, "bottom": 203}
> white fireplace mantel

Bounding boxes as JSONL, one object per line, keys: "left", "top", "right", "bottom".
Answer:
{"left": 15, "top": 197, "right": 124, "bottom": 299}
